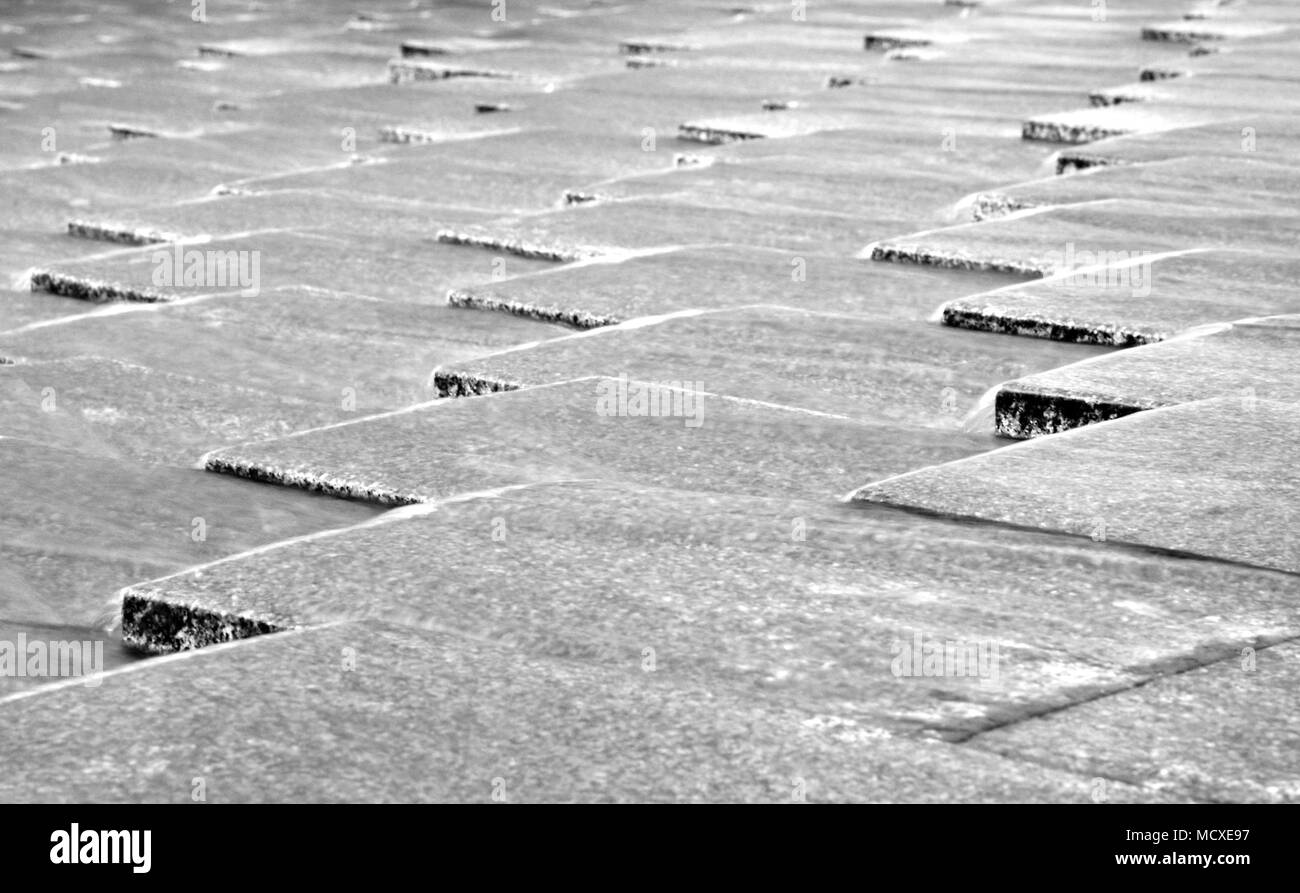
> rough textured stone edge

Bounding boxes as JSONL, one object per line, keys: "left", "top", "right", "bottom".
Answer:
{"left": 941, "top": 302, "right": 1163, "bottom": 347}
{"left": 619, "top": 40, "right": 694, "bottom": 55}
{"left": 399, "top": 41, "right": 450, "bottom": 57}
{"left": 870, "top": 243, "right": 1048, "bottom": 278}
{"left": 434, "top": 229, "right": 595, "bottom": 263}
{"left": 204, "top": 454, "right": 423, "bottom": 507}
{"left": 1055, "top": 153, "right": 1120, "bottom": 175}
{"left": 1089, "top": 91, "right": 1146, "bottom": 108}
{"left": 971, "top": 192, "right": 1039, "bottom": 222}
{"left": 1141, "top": 26, "right": 1230, "bottom": 44}
{"left": 863, "top": 35, "right": 931, "bottom": 51}
{"left": 387, "top": 60, "right": 516, "bottom": 84}
{"left": 66, "top": 219, "right": 179, "bottom": 245}
{"left": 1022, "top": 118, "right": 1132, "bottom": 145}
{"left": 30, "top": 269, "right": 173, "bottom": 304}
{"left": 446, "top": 287, "right": 620, "bottom": 329}
{"left": 1139, "top": 66, "right": 1187, "bottom": 81}
{"left": 677, "top": 123, "right": 765, "bottom": 144}
{"left": 432, "top": 370, "right": 523, "bottom": 398}
{"left": 120, "top": 590, "right": 284, "bottom": 655}
{"left": 107, "top": 123, "right": 159, "bottom": 140}
{"left": 995, "top": 384, "right": 1161, "bottom": 438}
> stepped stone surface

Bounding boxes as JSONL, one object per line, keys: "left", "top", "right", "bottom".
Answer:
{"left": 1021, "top": 105, "right": 1214, "bottom": 144}
{"left": 431, "top": 306, "right": 1105, "bottom": 424}
{"left": 434, "top": 196, "right": 906, "bottom": 258}
{"left": 869, "top": 200, "right": 1300, "bottom": 277}
{"left": 119, "top": 481, "right": 1300, "bottom": 752}
{"left": 994, "top": 316, "right": 1299, "bottom": 437}
{"left": 2, "top": 0, "right": 1298, "bottom": 802}
{"left": 1054, "top": 116, "right": 1300, "bottom": 171}
{"left": 0, "top": 357, "right": 337, "bottom": 466}
{"left": 0, "top": 621, "right": 1162, "bottom": 804}
{"left": 35, "top": 231, "right": 556, "bottom": 305}
{"left": 940, "top": 249, "right": 1300, "bottom": 346}
{"left": 0, "top": 289, "right": 565, "bottom": 414}
{"left": 446, "top": 245, "right": 1027, "bottom": 327}
{"left": 204, "top": 379, "right": 1000, "bottom": 503}
{"left": 973, "top": 642, "right": 1300, "bottom": 803}
{"left": 0, "top": 438, "right": 376, "bottom": 635}
{"left": 854, "top": 398, "right": 1300, "bottom": 575}
{"left": 989, "top": 157, "right": 1300, "bottom": 212}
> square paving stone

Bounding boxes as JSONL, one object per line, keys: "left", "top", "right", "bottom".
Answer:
{"left": 0, "top": 438, "right": 377, "bottom": 628}
{"left": 0, "top": 356, "right": 337, "bottom": 466}
{"left": 980, "top": 157, "right": 1300, "bottom": 219}
{"left": 35, "top": 230, "right": 555, "bottom": 305}
{"left": 1055, "top": 116, "right": 1300, "bottom": 171}
{"left": 854, "top": 397, "right": 1300, "bottom": 575}
{"left": 61, "top": 189, "right": 496, "bottom": 248}
{"left": 118, "top": 480, "right": 1300, "bottom": 742}
{"left": 939, "top": 249, "right": 1300, "bottom": 346}
{"left": 435, "top": 195, "right": 914, "bottom": 259}
{"left": 0, "top": 287, "right": 565, "bottom": 413}
{"left": 993, "top": 315, "right": 1300, "bottom": 437}
{"left": 204, "top": 377, "right": 1002, "bottom": 503}
{"left": 869, "top": 199, "right": 1300, "bottom": 276}
{"left": 0, "top": 620, "right": 1160, "bottom": 803}
{"left": 431, "top": 306, "right": 1107, "bottom": 426}
{"left": 446, "top": 245, "right": 1030, "bottom": 328}
{"left": 1021, "top": 105, "right": 1220, "bottom": 144}
{"left": 971, "top": 641, "right": 1300, "bottom": 803}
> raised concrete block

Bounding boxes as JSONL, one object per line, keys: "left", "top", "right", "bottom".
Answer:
{"left": 993, "top": 316, "right": 1299, "bottom": 437}
{"left": 0, "top": 621, "right": 1160, "bottom": 802}
{"left": 204, "top": 378, "right": 1000, "bottom": 504}
{"left": 429, "top": 306, "right": 1104, "bottom": 425}
{"left": 855, "top": 397, "right": 1300, "bottom": 575}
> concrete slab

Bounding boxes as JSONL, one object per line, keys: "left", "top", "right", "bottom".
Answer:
{"left": 854, "top": 397, "right": 1300, "bottom": 575}
{"left": 60, "top": 189, "right": 495, "bottom": 248}
{"left": 229, "top": 129, "right": 675, "bottom": 215}
{"left": 204, "top": 378, "right": 1001, "bottom": 504}
{"left": 869, "top": 200, "right": 1300, "bottom": 276}
{"left": 0, "top": 439, "right": 377, "bottom": 628}
{"left": 993, "top": 316, "right": 1300, "bottom": 437}
{"left": 980, "top": 157, "right": 1300, "bottom": 218}
{"left": 1, "top": 287, "right": 96, "bottom": 330}
{"left": 972, "top": 642, "right": 1300, "bottom": 803}
{"left": 1054, "top": 116, "right": 1300, "bottom": 171}
{"left": 564, "top": 147, "right": 1057, "bottom": 234}
{"left": 0, "top": 288, "right": 565, "bottom": 414}
{"left": 1141, "top": 20, "right": 1289, "bottom": 44}
{"left": 446, "top": 245, "right": 1030, "bottom": 328}
{"left": 435, "top": 196, "right": 911, "bottom": 259}
{"left": 1022, "top": 105, "right": 1218, "bottom": 144}
{"left": 0, "top": 357, "right": 336, "bottom": 466}
{"left": 117, "top": 481, "right": 1300, "bottom": 742}
{"left": 0, "top": 621, "right": 1158, "bottom": 803}
{"left": 940, "top": 249, "right": 1300, "bottom": 346}
{"left": 34, "top": 230, "right": 555, "bottom": 305}
{"left": 430, "top": 306, "right": 1106, "bottom": 425}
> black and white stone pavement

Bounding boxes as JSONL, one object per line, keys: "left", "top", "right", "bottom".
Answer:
{"left": 1, "top": 0, "right": 1297, "bottom": 803}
